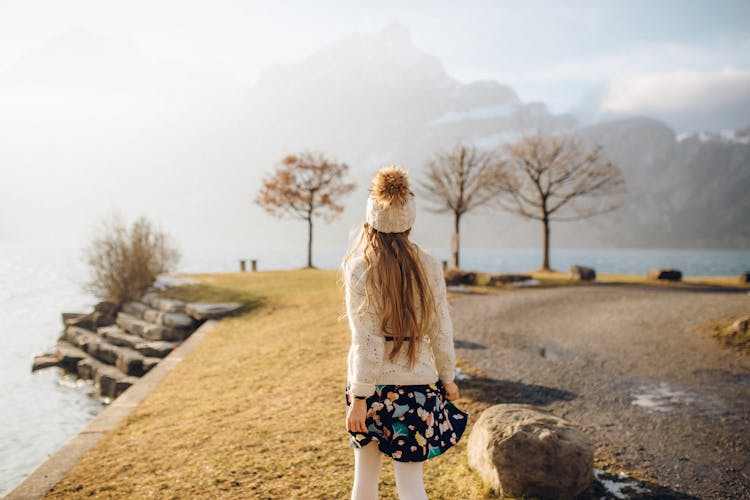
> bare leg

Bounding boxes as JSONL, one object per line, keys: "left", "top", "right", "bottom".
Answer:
{"left": 392, "top": 459, "right": 428, "bottom": 500}
{"left": 351, "top": 441, "right": 383, "bottom": 500}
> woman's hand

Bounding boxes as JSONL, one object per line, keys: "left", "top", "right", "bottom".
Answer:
{"left": 346, "top": 398, "right": 368, "bottom": 433}
{"left": 443, "top": 382, "right": 459, "bottom": 401}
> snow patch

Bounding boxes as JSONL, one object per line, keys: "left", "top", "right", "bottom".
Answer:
{"left": 676, "top": 129, "right": 750, "bottom": 144}
{"left": 428, "top": 102, "right": 518, "bottom": 126}
{"left": 594, "top": 468, "right": 649, "bottom": 499}
{"left": 630, "top": 381, "right": 695, "bottom": 412}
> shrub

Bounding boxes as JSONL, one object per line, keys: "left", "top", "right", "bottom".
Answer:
{"left": 81, "top": 212, "right": 181, "bottom": 305}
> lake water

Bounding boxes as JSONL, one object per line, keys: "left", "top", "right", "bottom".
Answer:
{"left": 1, "top": 242, "right": 748, "bottom": 495}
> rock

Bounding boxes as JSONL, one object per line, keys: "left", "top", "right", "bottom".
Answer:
{"left": 133, "top": 340, "right": 177, "bottom": 358}
{"left": 87, "top": 339, "right": 119, "bottom": 364}
{"left": 84, "top": 337, "right": 147, "bottom": 376}
{"left": 143, "top": 309, "right": 196, "bottom": 329}
{"left": 76, "top": 354, "right": 106, "bottom": 380}
{"left": 647, "top": 268, "right": 682, "bottom": 281}
{"left": 61, "top": 326, "right": 100, "bottom": 353}
{"left": 468, "top": 404, "right": 593, "bottom": 500}
{"left": 121, "top": 301, "right": 149, "bottom": 319}
{"left": 444, "top": 269, "right": 478, "bottom": 286}
{"left": 728, "top": 316, "right": 749, "bottom": 335}
{"left": 141, "top": 292, "right": 187, "bottom": 313}
{"left": 740, "top": 272, "right": 750, "bottom": 284}
{"left": 55, "top": 341, "right": 88, "bottom": 371}
{"left": 98, "top": 325, "right": 143, "bottom": 348}
{"left": 94, "top": 364, "right": 138, "bottom": 398}
{"left": 570, "top": 264, "right": 596, "bottom": 281}
{"left": 64, "top": 309, "right": 116, "bottom": 330}
{"left": 116, "top": 312, "right": 190, "bottom": 341}
{"left": 61, "top": 312, "right": 87, "bottom": 325}
{"left": 32, "top": 355, "right": 58, "bottom": 371}
{"left": 98, "top": 325, "right": 177, "bottom": 357}
{"left": 488, "top": 273, "right": 533, "bottom": 285}
{"left": 185, "top": 302, "right": 243, "bottom": 320}
{"left": 115, "top": 346, "right": 145, "bottom": 376}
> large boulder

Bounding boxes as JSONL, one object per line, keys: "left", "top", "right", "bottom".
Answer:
{"left": 569, "top": 264, "right": 596, "bottom": 281}
{"left": 647, "top": 268, "right": 682, "bottom": 281}
{"left": 468, "top": 404, "right": 593, "bottom": 500}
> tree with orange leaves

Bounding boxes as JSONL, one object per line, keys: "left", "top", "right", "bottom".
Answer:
{"left": 255, "top": 151, "right": 356, "bottom": 268}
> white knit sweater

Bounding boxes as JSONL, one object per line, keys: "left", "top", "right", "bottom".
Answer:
{"left": 344, "top": 245, "right": 457, "bottom": 398}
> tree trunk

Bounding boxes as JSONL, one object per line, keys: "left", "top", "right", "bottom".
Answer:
{"left": 542, "top": 215, "right": 550, "bottom": 271}
{"left": 452, "top": 212, "right": 461, "bottom": 269}
{"left": 307, "top": 214, "right": 313, "bottom": 268}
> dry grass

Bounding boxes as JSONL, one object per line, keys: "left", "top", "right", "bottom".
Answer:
{"left": 44, "top": 269, "right": 499, "bottom": 499}
{"left": 703, "top": 316, "right": 750, "bottom": 355}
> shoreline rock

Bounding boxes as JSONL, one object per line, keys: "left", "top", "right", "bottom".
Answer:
{"left": 647, "top": 268, "right": 682, "bottom": 281}
{"left": 33, "top": 282, "right": 244, "bottom": 402}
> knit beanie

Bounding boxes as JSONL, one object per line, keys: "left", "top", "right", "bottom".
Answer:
{"left": 366, "top": 165, "right": 416, "bottom": 233}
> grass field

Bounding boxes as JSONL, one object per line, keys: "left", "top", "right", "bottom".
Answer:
{"left": 43, "top": 268, "right": 745, "bottom": 499}
{"left": 44, "top": 269, "right": 498, "bottom": 499}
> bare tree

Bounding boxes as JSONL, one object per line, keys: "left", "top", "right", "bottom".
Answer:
{"left": 417, "top": 143, "right": 507, "bottom": 268}
{"left": 255, "top": 151, "right": 356, "bottom": 268}
{"left": 82, "top": 212, "right": 181, "bottom": 305}
{"left": 493, "top": 130, "right": 627, "bottom": 271}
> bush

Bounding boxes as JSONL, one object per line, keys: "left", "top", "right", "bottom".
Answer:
{"left": 81, "top": 212, "right": 181, "bottom": 305}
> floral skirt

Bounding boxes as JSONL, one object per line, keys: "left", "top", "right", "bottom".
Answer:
{"left": 345, "top": 380, "right": 469, "bottom": 462}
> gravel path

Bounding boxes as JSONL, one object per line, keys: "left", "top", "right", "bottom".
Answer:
{"left": 450, "top": 283, "right": 750, "bottom": 500}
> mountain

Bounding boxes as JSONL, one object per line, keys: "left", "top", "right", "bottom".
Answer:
{"left": 0, "top": 24, "right": 747, "bottom": 251}
{"left": 580, "top": 117, "right": 750, "bottom": 248}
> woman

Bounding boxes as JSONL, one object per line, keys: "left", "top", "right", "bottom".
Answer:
{"left": 342, "top": 165, "right": 469, "bottom": 500}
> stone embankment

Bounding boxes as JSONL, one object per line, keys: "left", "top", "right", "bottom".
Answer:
{"left": 32, "top": 289, "right": 242, "bottom": 400}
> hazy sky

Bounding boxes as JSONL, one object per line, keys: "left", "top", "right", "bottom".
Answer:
{"left": 1, "top": 0, "right": 749, "bottom": 126}
{"left": 1, "top": 0, "right": 748, "bottom": 253}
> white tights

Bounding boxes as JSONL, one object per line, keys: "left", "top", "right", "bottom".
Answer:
{"left": 351, "top": 441, "right": 428, "bottom": 500}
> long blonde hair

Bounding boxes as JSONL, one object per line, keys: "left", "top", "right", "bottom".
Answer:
{"left": 341, "top": 221, "right": 436, "bottom": 369}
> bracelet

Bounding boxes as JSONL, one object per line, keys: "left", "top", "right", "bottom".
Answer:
{"left": 354, "top": 395, "right": 367, "bottom": 400}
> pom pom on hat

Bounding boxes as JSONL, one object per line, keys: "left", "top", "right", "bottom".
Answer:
{"left": 370, "top": 165, "right": 411, "bottom": 208}
{"left": 366, "top": 165, "right": 416, "bottom": 233}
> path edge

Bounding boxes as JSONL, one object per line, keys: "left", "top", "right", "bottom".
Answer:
{"left": 5, "top": 318, "right": 221, "bottom": 500}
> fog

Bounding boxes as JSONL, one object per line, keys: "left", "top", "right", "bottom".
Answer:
{"left": 1, "top": 1, "right": 748, "bottom": 254}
